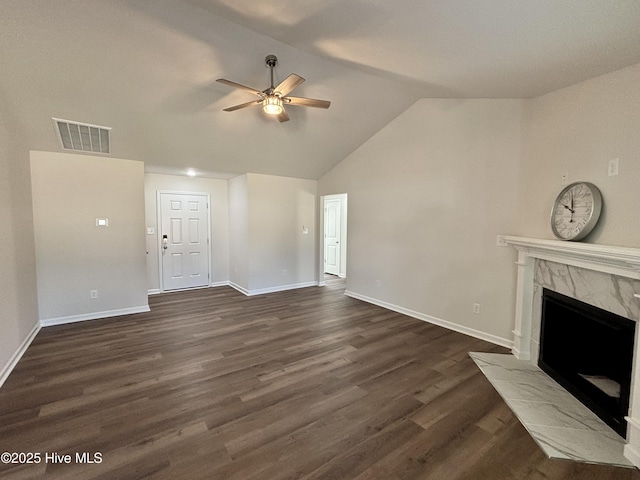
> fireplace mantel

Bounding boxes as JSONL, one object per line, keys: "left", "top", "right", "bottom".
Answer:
{"left": 499, "top": 234, "right": 640, "bottom": 468}
{"left": 497, "top": 235, "right": 640, "bottom": 280}
{"left": 498, "top": 234, "right": 640, "bottom": 359}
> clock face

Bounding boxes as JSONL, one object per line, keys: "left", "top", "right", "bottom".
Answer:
{"left": 551, "top": 182, "right": 602, "bottom": 241}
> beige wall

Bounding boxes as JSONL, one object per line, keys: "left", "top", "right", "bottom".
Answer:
{"left": 144, "top": 173, "right": 230, "bottom": 291}
{"left": 247, "top": 173, "right": 317, "bottom": 292}
{"left": 30, "top": 151, "right": 148, "bottom": 323}
{"left": 229, "top": 173, "right": 317, "bottom": 294}
{"left": 319, "top": 98, "right": 525, "bottom": 345}
{"left": 0, "top": 104, "right": 39, "bottom": 384}
{"left": 519, "top": 62, "right": 640, "bottom": 246}
{"left": 319, "top": 63, "right": 640, "bottom": 346}
{"left": 228, "top": 174, "right": 249, "bottom": 290}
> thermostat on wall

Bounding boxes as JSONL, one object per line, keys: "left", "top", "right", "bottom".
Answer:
{"left": 96, "top": 218, "right": 109, "bottom": 227}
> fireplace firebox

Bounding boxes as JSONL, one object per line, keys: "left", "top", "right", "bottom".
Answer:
{"left": 539, "top": 288, "right": 635, "bottom": 438}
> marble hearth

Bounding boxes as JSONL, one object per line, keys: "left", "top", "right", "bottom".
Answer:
{"left": 497, "top": 236, "right": 640, "bottom": 467}
{"left": 470, "top": 351, "right": 633, "bottom": 466}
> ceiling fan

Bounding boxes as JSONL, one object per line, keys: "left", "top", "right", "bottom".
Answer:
{"left": 216, "top": 55, "right": 330, "bottom": 123}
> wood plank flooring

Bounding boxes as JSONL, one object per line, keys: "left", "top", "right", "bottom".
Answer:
{"left": 1, "top": 282, "right": 639, "bottom": 479}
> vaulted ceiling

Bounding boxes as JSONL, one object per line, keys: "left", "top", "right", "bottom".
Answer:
{"left": 2, "top": 1, "right": 640, "bottom": 179}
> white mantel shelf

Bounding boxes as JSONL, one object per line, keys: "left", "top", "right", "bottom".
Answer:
{"left": 497, "top": 235, "right": 640, "bottom": 280}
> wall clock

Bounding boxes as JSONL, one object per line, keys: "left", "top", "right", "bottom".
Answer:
{"left": 551, "top": 182, "right": 602, "bottom": 241}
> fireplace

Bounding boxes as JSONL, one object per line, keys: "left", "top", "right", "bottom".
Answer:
{"left": 539, "top": 288, "right": 635, "bottom": 438}
{"left": 498, "top": 235, "right": 640, "bottom": 468}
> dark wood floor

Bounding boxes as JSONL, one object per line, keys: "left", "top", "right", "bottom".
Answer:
{"left": 1, "top": 282, "right": 638, "bottom": 479}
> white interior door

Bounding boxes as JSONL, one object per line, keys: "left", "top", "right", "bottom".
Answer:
{"left": 160, "top": 193, "right": 209, "bottom": 291}
{"left": 324, "top": 198, "right": 341, "bottom": 275}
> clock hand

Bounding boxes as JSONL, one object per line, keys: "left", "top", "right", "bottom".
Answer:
{"left": 570, "top": 190, "right": 574, "bottom": 211}
{"left": 569, "top": 191, "right": 574, "bottom": 223}
{"left": 561, "top": 203, "right": 575, "bottom": 214}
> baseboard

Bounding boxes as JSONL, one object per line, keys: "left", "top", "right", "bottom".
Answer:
{"left": 152, "top": 281, "right": 310, "bottom": 296}
{"left": 150, "top": 282, "right": 229, "bottom": 295}
{"left": 229, "top": 281, "right": 318, "bottom": 297}
{"left": 228, "top": 281, "right": 249, "bottom": 296}
{"left": 0, "top": 321, "right": 41, "bottom": 389}
{"left": 40, "top": 305, "right": 150, "bottom": 327}
{"left": 624, "top": 417, "right": 640, "bottom": 468}
{"left": 344, "top": 290, "right": 513, "bottom": 349}
{"left": 624, "top": 444, "right": 640, "bottom": 469}
{"left": 248, "top": 281, "right": 318, "bottom": 296}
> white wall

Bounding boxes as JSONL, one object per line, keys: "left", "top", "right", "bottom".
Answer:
{"left": 520, "top": 62, "right": 640, "bottom": 247}
{"left": 30, "top": 151, "right": 148, "bottom": 324}
{"left": 0, "top": 104, "right": 40, "bottom": 385}
{"left": 319, "top": 99, "right": 525, "bottom": 345}
{"left": 228, "top": 173, "right": 318, "bottom": 294}
{"left": 144, "top": 173, "right": 229, "bottom": 291}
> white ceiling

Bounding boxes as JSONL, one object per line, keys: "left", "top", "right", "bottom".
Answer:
{"left": 2, "top": 0, "right": 640, "bottom": 180}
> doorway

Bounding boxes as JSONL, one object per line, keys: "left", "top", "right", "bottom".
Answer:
{"left": 158, "top": 192, "right": 210, "bottom": 291}
{"left": 322, "top": 193, "right": 347, "bottom": 280}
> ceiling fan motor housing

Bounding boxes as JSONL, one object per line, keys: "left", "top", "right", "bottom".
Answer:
{"left": 265, "top": 55, "right": 278, "bottom": 68}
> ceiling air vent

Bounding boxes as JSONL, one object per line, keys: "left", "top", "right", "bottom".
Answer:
{"left": 53, "top": 118, "right": 111, "bottom": 154}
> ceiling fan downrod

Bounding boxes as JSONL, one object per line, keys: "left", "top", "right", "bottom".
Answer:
{"left": 265, "top": 54, "right": 278, "bottom": 91}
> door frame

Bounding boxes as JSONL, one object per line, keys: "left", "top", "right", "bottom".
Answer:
{"left": 319, "top": 193, "right": 348, "bottom": 284}
{"left": 156, "top": 190, "right": 212, "bottom": 292}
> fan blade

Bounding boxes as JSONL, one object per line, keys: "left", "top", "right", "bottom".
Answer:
{"left": 216, "top": 78, "right": 264, "bottom": 96}
{"left": 284, "top": 96, "right": 331, "bottom": 109}
{"left": 276, "top": 108, "right": 290, "bottom": 123}
{"left": 223, "top": 99, "right": 262, "bottom": 112}
{"left": 274, "top": 74, "right": 305, "bottom": 96}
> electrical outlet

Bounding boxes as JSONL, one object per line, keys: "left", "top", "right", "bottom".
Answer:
{"left": 608, "top": 158, "right": 619, "bottom": 176}
{"left": 561, "top": 172, "right": 569, "bottom": 185}
{"left": 473, "top": 303, "right": 481, "bottom": 314}
{"left": 90, "top": 290, "right": 98, "bottom": 299}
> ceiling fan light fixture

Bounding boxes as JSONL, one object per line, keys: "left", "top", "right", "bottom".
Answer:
{"left": 262, "top": 95, "right": 283, "bottom": 115}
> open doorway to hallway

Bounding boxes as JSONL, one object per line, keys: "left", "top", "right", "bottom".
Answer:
{"left": 322, "top": 193, "right": 347, "bottom": 284}
{"left": 323, "top": 272, "right": 346, "bottom": 290}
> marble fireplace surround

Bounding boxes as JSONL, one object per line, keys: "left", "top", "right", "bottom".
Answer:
{"left": 498, "top": 235, "right": 640, "bottom": 467}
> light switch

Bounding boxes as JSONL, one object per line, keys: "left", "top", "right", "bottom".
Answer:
{"left": 96, "top": 218, "right": 109, "bottom": 227}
